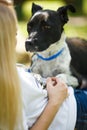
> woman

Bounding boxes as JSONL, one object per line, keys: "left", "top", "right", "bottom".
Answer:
{"left": 0, "top": 1, "right": 68, "bottom": 130}
{"left": 0, "top": 1, "right": 87, "bottom": 130}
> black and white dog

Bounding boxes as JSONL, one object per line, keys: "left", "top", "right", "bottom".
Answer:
{"left": 25, "top": 3, "right": 80, "bottom": 87}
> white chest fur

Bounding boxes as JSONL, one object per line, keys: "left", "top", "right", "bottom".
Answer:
{"left": 30, "top": 33, "right": 79, "bottom": 87}
{"left": 30, "top": 33, "right": 71, "bottom": 77}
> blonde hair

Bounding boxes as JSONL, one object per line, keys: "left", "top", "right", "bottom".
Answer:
{"left": 0, "top": 1, "right": 23, "bottom": 130}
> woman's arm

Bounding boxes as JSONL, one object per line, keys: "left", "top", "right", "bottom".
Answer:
{"left": 30, "top": 77, "right": 68, "bottom": 130}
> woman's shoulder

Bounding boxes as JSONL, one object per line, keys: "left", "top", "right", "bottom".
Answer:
{"left": 16, "top": 63, "right": 33, "bottom": 79}
{"left": 16, "top": 63, "right": 29, "bottom": 72}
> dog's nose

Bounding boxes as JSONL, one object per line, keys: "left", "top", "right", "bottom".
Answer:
{"left": 25, "top": 38, "right": 38, "bottom": 51}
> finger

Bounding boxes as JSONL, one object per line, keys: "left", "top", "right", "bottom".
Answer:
{"left": 51, "top": 77, "right": 58, "bottom": 86}
{"left": 46, "top": 77, "right": 51, "bottom": 83}
{"left": 46, "top": 78, "right": 53, "bottom": 87}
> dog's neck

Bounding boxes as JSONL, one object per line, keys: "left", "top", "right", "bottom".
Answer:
{"left": 37, "top": 32, "right": 66, "bottom": 57}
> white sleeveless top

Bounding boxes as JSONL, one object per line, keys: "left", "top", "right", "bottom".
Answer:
{"left": 17, "top": 65, "right": 77, "bottom": 130}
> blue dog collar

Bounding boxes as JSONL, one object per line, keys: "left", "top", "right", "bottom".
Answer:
{"left": 37, "top": 47, "right": 65, "bottom": 61}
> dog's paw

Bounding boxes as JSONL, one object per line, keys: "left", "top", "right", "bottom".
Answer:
{"left": 56, "top": 73, "right": 79, "bottom": 87}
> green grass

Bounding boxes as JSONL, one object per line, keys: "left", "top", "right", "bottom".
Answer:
{"left": 19, "top": 21, "right": 28, "bottom": 38}
{"left": 64, "top": 24, "right": 87, "bottom": 39}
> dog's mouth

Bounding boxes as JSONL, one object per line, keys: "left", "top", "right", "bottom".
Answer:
{"left": 25, "top": 39, "right": 48, "bottom": 52}
{"left": 25, "top": 43, "right": 39, "bottom": 52}
{"left": 25, "top": 39, "right": 38, "bottom": 52}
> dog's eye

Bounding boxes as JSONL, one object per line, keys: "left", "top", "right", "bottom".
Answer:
{"left": 41, "top": 20, "right": 51, "bottom": 30}
{"left": 42, "top": 25, "right": 51, "bottom": 30}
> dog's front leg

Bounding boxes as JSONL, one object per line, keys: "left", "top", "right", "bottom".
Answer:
{"left": 56, "top": 73, "right": 79, "bottom": 87}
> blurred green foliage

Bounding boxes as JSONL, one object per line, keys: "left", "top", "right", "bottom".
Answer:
{"left": 15, "top": 0, "right": 87, "bottom": 40}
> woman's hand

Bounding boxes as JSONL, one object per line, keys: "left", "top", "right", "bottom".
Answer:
{"left": 46, "top": 77, "right": 68, "bottom": 107}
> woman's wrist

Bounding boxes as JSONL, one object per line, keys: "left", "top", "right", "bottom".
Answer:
{"left": 48, "top": 98, "right": 63, "bottom": 111}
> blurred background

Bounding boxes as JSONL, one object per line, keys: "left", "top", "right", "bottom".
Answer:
{"left": 14, "top": 0, "right": 87, "bottom": 65}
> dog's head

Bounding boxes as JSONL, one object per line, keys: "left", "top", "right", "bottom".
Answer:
{"left": 25, "top": 3, "right": 76, "bottom": 52}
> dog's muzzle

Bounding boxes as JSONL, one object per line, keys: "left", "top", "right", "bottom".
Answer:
{"left": 25, "top": 38, "right": 38, "bottom": 52}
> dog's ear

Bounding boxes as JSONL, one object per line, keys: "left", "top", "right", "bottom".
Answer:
{"left": 32, "top": 3, "right": 43, "bottom": 15}
{"left": 57, "top": 4, "right": 76, "bottom": 24}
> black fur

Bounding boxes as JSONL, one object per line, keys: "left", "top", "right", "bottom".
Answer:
{"left": 32, "top": 3, "right": 43, "bottom": 15}
{"left": 25, "top": 3, "right": 76, "bottom": 52}
{"left": 57, "top": 4, "right": 76, "bottom": 24}
{"left": 66, "top": 37, "right": 87, "bottom": 88}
